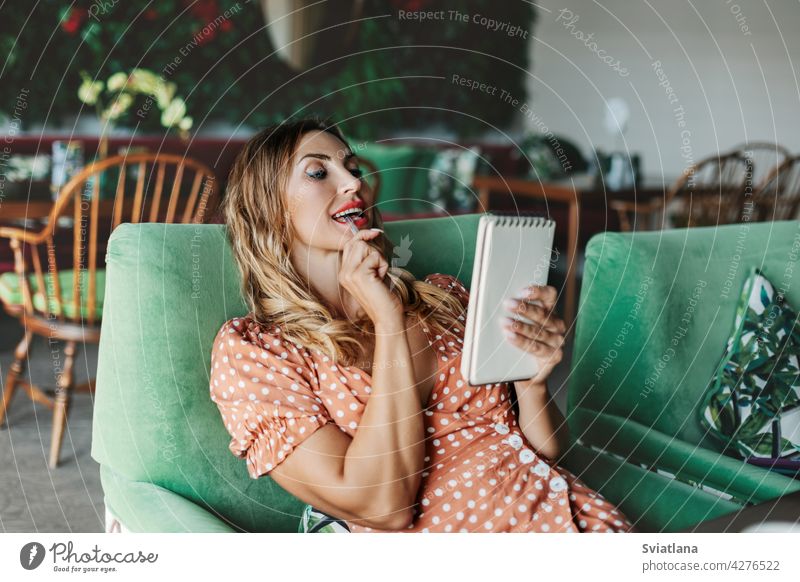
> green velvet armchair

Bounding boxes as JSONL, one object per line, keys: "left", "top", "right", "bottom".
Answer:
{"left": 91, "top": 216, "right": 800, "bottom": 532}
{"left": 564, "top": 220, "right": 800, "bottom": 532}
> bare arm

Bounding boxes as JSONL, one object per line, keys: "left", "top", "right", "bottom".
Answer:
{"left": 514, "top": 379, "right": 570, "bottom": 464}
{"left": 268, "top": 318, "right": 425, "bottom": 531}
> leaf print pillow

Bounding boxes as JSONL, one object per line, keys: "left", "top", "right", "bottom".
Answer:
{"left": 297, "top": 505, "right": 351, "bottom": 533}
{"left": 698, "top": 266, "right": 800, "bottom": 459}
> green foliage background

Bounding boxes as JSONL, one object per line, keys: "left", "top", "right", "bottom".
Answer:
{"left": 0, "top": 0, "right": 534, "bottom": 140}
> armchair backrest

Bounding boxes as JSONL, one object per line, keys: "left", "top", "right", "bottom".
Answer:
{"left": 91, "top": 214, "right": 481, "bottom": 532}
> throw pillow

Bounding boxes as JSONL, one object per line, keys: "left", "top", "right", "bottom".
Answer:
{"left": 297, "top": 504, "right": 351, "bottom": 533}
{"left": 699, "top": 266, "right": 800, "bottom": 459}
{"left": 427, "top": 147, "right": 481, "bottom": 213}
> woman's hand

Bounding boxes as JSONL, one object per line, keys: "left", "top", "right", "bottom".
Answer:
{"left": 338, "top": 229, "right": 404, "bottom": 329}
{"left": 501, "top": 284, "right": 567, "bottom": 385}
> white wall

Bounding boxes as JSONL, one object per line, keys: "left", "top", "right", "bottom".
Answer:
{"left": 525, "top": 0, "right": 800, "bottom": 179}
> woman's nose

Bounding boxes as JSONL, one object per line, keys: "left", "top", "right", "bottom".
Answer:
{"left": 338, "top": 171, "right": 362, "bottom": 196}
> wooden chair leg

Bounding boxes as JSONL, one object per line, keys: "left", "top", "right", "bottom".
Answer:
{"left": 49, "top": 340, "right": 76, "bottom": 469}
{"left": 73, "top": 379, "right": 96, "bottom": 393}
{"left": 0, "top": 329, "right": 34, "bottom": 428}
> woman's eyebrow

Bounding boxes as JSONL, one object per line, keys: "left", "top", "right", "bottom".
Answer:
{"left": 297, "top": 152, "right": 355, "bottom": 165}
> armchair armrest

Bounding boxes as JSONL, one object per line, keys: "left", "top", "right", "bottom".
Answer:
{"left": 100, "top": 467, "right": 236, "bottom": 532}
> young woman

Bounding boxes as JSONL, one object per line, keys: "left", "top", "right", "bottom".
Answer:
{"left": 209, "top": 117, "right": 636, "bottom": 533}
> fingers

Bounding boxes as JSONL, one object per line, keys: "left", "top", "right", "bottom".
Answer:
{"left": 502, "top": 285, "right": 566, "bottom": 354}
{"left": 503, "top": 317, "right": 565, "bottom": 349}
{"left": 342, "top": 229, "right": 382, "bottom": 267}
{"left": 340, "top": 229, "right": 387, "bottom": 282}
{"left": 503, "top": 297, "right": 566, "bottom": 334}
{"left": 500, "top": 284, "right": 565, "bottom": 367}
{"left": 516, "top": 284, "right": 559, "bottom": 311}
{"left": 503, "top": 325, "right": 564, "bottom": 362}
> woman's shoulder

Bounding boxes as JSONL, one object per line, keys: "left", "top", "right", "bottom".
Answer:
{"left": 424, "top": 273, "right": 470, "bottom": 310}
{"left": 213, "top": 314, "right": 304, "bottom": 358}
{"left": 215, "top": 313, "right": 269, "bottom": 341}
{"left": 423, "top": 272, "right": 469, "bottom": 293}
{"left": 211, "top": 314, "right": 318, "bottom": 389}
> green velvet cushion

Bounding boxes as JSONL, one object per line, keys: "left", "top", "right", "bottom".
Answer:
{"left": 92, "top": 215, "right": 482, "bottom": 533}
{"left": 560, "top": 442, "right": 744, "bottom": 533}
{"left": 0, "top": 269, "right": 105, "bottom": 319}
{"left": 699, "top": 266, "right": 800, "bottom": 459}
{"left": 100, "top": 465, "right": 236, "bottom": 533}
{"left": 565, "top": 407, "right": 800, "bottom": 507}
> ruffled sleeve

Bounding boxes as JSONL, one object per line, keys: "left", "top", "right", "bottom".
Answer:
{"left": 209, "top": 317, "right": 331, "bottom": 479}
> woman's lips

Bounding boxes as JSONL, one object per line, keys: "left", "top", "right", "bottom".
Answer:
{"left": 332, "top": 213, "right": 369, "bottom": 228}
{"left": 331, "top": 199, "right": 365, "bottom": 216}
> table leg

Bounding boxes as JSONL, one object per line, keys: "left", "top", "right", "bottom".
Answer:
{"left": 478, "top": 187, "right": 490, "bottom": 213}
{"left": 564, "top": 200, "right": 579, "bottom": 329}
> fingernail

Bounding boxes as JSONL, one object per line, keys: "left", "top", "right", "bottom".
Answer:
{"left": 369, "top": 228, "right": 384, "bottom": 233}
{"left": 503, "top": 298, "right": 517, "bottom": 310}
{"left": 503, "top": 329, "right": 516, "bottom": 338}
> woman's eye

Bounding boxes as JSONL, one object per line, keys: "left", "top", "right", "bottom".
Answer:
{"left": 306, "top": 168, "right": 327, "bottom": 180}
{"left": 349, "top": 167, "right": 363, "bottom": 178}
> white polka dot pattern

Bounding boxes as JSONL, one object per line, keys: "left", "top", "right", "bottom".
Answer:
{"left": 208, "top": 273, "right": 636, "bottom": 534}
{"left": 209, "top": 318, "right": 333, "bottom": 479}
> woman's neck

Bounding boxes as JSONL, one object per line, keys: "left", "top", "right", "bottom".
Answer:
{"left": 290, "top": 238, "right": 347, "bottom": 317}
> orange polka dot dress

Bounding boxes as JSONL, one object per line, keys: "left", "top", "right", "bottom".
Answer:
{"left": 209, "top": 273, "right": 637, "bottom": 533}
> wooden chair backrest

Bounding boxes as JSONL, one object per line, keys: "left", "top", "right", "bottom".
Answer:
{"left": 731, "top": 141, "right": 791, "bottom": 191}
{"left": 752, "top": 155, "right": 800, "bottom": 222}
{"left": 5, "top": 152, "right": 218, "bottom": 327}
{"left": 664, "top": 152, "right": 753, "bottom": 228}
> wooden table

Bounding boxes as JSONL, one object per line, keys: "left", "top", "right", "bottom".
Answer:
{"left": 1, "top": 200, "right": 58, "bottom": 221}
{"left": 472, "top": 174, "right": 668, "bottom": 327}
{"left": 1, "top": 199, "right": 160, "bottom": 222}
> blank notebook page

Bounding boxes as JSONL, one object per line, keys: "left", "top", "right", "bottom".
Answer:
{"left": 461, "top": 214, "right": 556, "bottom": 386}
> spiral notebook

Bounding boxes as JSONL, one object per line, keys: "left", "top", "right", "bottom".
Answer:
{"left": 460, "top": 213, "right": 557, "bottom": 386}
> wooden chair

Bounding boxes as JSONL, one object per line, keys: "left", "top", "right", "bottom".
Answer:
{"left": 750, "top": 155, "right": 800, "bottom": 222}
{"left": 612, "top": 152, "right": 753, "bottom": 231}
{"left": 730, "top": 141, "right": 791, "bottom": 192}
{"left": 0, "top": 153, "right": 218, "bottom": 468}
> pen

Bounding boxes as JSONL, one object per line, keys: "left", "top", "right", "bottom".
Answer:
{"left": 344, "top": 215, "right": 360, "bottom": 235}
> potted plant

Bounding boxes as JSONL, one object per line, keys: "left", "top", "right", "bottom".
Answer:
{"left": 77, "top": 68, "right": 194, "bottom": 158}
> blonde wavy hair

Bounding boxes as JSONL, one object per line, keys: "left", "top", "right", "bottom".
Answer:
{"left": 222, "top": 116, "right": 466, "bottom": 367}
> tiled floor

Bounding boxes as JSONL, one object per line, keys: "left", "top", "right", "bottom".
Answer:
{"left": 0, "top": 314, "right": 104, "bottom": 532}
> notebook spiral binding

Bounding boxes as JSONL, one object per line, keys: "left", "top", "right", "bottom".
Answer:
{"left": 484, "top": 211, "right": 555, "bottom": 229}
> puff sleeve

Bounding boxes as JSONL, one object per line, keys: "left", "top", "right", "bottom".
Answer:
{"left": 209, "top": 317, "right": 331, "bottom": 479}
